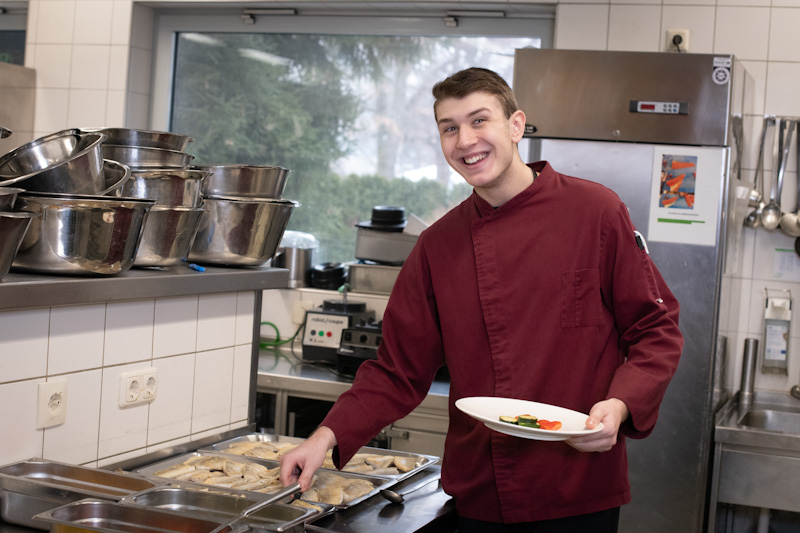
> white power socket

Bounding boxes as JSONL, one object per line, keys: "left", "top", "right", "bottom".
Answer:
{"left": 37, "top": 379, "right": 68, "bottom": 429}
{"left": 666, "top": 29, "right": 689, "bottom": 52}
{"left": 118, "top": 368, "right": 158, "bottom": 408}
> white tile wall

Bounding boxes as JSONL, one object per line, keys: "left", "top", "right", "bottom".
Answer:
{"left": 607, "top": 5, "right": 661, "bottom": 52}
{"left": 192, "top": 347, "right": 235, "bottom": 433}
{"left": 153, "top": 295, "right": 198, "bottom": 357}
{"left": 0, "top": 379, "right": 45, "bottom": 464}
{"left": 104, "top": 299, "right": 154, "bottom": 366}
{"left": 0, "top": 291, "right": 256, "bottom": 467}
{"left": 48, "top": 304, "right": 105, "bottom": 375}
{"left": 196, "top": 293, "right": 237, "bottom": 352}
{"left": 0, "top": 308, "right": 49, "bottom": 383}
{"left": 147, "top": 353, "right": 194, "bottom": 445}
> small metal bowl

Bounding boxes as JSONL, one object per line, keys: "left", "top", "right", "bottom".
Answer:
{"left": 102, "top": 144, "right": 194, "bottom": 170}
{"left": 188, "top": 195, "right": 298, "bottom": 266}
{"left": 121, "top": 168, "right": 207, "bottom": 207}
{"left": 134, "top": 205, "right": 205, "bottom": 267}
{"left": 0, "top": 211, "right": 37, "bottom": 280}
{"left": 13, "top": 192, "right": 155, "bottom": 275}
{"left": 0, "top": 186, "right": 25, "bottom": 210}
{"left": 193, "top": 164, "right": 290, "bottom": 198}
{"left": 84, "top": 127, "right": 194, "bottom": 151}
{"left": 0, "top": 130, "right": 107, "bottom": 194}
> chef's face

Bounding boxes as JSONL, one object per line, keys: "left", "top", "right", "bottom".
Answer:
{"left": 436, "top": 91, "right": 525, "bottom": 191}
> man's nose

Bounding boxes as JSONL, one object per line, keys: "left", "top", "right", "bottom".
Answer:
{"left": 456, "top": 127, "right": 476, "bottom": 148}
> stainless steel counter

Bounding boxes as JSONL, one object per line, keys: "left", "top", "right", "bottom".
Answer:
{"left": 0, "top": 265, "right": 289, "bottom": 310}
{"left": 257, "top": 350, "right": 449, "bottom": 411}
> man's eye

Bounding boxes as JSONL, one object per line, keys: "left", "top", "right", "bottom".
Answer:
{"left": 474, "top": 118, "right": 486, "bottom": 125}
{"left": 443, "top": 126, "right": 457, "bottom": 134}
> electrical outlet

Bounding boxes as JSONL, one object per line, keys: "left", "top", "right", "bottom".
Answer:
{"left": 666, "top": 29, "right": 689, "bottom": 52}
{"left": 119, "top": 368, "right": 157, "bottom": 408}
{"left": 142, "top": 369, "right": 158, "bottom": 400}
{"left": 37, "top": 379, "right": 68, "bottom": 429}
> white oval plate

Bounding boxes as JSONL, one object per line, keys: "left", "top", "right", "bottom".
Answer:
{"left": 455, "top": 396, "right": 604, "bottom": 441}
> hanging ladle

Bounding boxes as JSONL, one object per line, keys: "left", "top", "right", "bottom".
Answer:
{"left": 745, "top": 116, "right": 774, "bottom": 228}
{"left": 761, "top": 118, "right": 791, "bottom": 231}
{"left": 780, "top": 120, "right": 800, "bottom": 237}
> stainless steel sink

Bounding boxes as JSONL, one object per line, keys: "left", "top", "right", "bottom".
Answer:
{"left": 738, "top": 408, "right": 800, "bottom": 433}
{"left": 710, "top": 391, "right": 800, "bottom": 522}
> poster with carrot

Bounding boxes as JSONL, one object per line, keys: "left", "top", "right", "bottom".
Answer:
{"left": 659, "top": 155, "right": 697, "bottom": 209}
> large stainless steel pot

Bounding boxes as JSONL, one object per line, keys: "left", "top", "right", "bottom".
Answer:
{"left": 188, "top": 196, "right": 298, "bottom": 266}
{"left": 0, "top": 130, "right": 107, "bottom": 194}
{"left": 13, "top": 192, "right": 154, "bottom": 275}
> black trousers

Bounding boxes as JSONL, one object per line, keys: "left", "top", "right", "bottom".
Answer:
{"left": 457, "top": 507, "right": 620, "bottom": 533}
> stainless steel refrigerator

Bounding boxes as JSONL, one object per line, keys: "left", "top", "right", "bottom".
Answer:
{"left": 513, "top": 49, "right": 749, "bottom": 533}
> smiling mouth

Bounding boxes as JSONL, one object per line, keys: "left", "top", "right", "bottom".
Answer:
{"left": 463, "top": 153, "right": 487, "bottom": 165}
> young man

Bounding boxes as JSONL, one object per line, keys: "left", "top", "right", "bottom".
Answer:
{"left": 280, "top": 67, "right": 683, "bottom": 532}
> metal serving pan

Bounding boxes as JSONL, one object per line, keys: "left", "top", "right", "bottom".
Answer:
{"left": 201, "top": 433, "right": 439, "bottom": 481}
{"left": 34, "top": 498, "right": 244, "bottom": 533}
{"left": 0, "top": 458, "right": 165, "bottom": 530}
{"left": 119, "top": 485, "right": 318, "bottom": 533}
{"left": 134, "top": 451, "right": 394, "bottom": 509}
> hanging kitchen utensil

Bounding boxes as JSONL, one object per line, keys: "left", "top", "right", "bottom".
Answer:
{"left": 780, "top": 120, "right": 800, "bottom": 237}
{"left": 745, "top": 116, "right": 775, "bottom": 228}
{"left": 761, "top": 117, "right": 791, "bottom": 230}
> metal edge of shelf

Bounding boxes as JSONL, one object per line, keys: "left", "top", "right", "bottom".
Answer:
{"left": 0, "top": 266, "right": 290, "bottom": 311}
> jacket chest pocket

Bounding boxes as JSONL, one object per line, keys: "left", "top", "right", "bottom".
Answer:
{"left": 561, "top": 269, "right": 603, "bottom": 328}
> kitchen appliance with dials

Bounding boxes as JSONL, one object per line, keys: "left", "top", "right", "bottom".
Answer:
{"left": 301, "top": 298, "right": 375, "bottom": 364}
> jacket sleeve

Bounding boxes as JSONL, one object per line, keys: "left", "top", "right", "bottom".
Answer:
{"left": 320, "top": 235, "right": 446, "bottom": 468}
{"left": 602, "top": 203, "right": 684, "bottom": 439}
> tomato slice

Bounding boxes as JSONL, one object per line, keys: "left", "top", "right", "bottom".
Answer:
{"left": 538, "top": 420, "right": 562, "bottom": 431}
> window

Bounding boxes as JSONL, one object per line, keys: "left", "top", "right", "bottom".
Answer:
{"left": 0, "top": 6, "right": 27, "bottom": 65}
{"left": 153, "top": 9, "right": 552, "bottom": 263}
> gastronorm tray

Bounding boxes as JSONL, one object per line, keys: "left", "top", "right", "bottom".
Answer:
{"left": 34, "top": 498, "right": 245, "bottom": 533}
{"left": 0, "top": 458, "right": 165, "bottom": 530}
{"left": 133, "top": 451, "right": 394, "bottom": 509}
{"left": 119, "top": 485, "right": 319, "bottom": 533}
{"left": 199, "top": 433, "right": 439, "bottom": 481}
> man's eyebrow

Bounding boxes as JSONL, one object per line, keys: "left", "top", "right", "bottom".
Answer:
{"left": 437, "top": 107, "right": 492, "bottom": 126}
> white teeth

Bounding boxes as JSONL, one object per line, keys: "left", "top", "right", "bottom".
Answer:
{"left": 464, "top": 153, "right": 487, "bottom": 165}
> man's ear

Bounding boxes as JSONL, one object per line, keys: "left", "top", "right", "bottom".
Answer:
{"left": 510, "top": 110, "right": 526, "bottom": 143}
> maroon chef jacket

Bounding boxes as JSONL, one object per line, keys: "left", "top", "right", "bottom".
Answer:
{"left": 321, "top": 162, "right": 683, "bottom": 523}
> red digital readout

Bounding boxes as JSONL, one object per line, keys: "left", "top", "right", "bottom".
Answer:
{"left": 640, "top": 103, "right": 656, "bottom": 110}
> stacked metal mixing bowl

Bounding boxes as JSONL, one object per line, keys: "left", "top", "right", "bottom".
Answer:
{"left": 0, "top": 128, "right": 155, "bottom": 276}
{"left": 187, "top": 164, "right": 299, "bottom": 267}
{"left": 96, "top": 129, "right": 208, "bottom": 268}
{"left": 0, "top": 128, "right": 299, "bottom": 273}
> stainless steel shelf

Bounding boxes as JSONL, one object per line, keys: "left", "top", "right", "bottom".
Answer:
{"left": 0, "top": 266, "right": 289, "bottom": 310}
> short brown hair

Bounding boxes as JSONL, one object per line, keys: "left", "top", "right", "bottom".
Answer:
{"left": 432, "top": 67, "right": 520, "bottom": 120}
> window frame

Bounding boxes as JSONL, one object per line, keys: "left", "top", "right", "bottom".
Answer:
{"left": 149, "top": 7, "right": 555, "bottom": 130}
